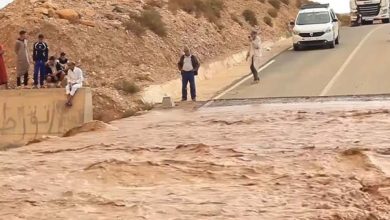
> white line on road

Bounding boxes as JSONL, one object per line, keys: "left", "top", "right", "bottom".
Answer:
{"left": 202, "top": 60, "right": 275, "bottom": 107}
{"left": 320, "top": 25, "right": 383, "bottom": 96}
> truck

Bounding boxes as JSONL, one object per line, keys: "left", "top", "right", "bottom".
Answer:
{"left": 350, "top": 0, "right": 390, "bottom": 25}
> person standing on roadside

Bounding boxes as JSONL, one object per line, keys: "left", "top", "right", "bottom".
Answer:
{"left": 15, "top": 30, "right": 30, "bottom": 88}
{"left": 177, "top": 46, "right": 200, "bottom": 102}
{"left": 33, "top": 34, "right": 49, "bottom": 88}
{"left": 0, "top": 43, "right": 8, "bottom": 89}
{"left": 246, "top": 30, "right": 261, "bottom": 83}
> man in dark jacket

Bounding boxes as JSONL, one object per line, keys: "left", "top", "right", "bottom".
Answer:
{"left": 177, "top": 46, "right": 200, "bottom": 101}
{"left": 45, "top": 56, "right": 65, "bottom": 87}
{"left": 33, "top": 34, "right": 49, "bottom": 88}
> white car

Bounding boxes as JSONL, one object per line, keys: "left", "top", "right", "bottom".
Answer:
{"left": 291, "top": 4, "right": 340, "bottom": 51}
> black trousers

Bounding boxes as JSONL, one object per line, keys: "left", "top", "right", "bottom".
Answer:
{"left": 181, "top": 71, "right": 196, "bottom": 100}
{"left": 17, "top": 72, "right": 29, "bottom": 86}
{"left": 250, "top": 57, "right": 259, "bottom": 81}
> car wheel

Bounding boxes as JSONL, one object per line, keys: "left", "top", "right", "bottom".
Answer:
{"left": 335, "top": 35, "right": 339, "bottom": 45}
{"left": 329, "top": 39, "right": 335, "bottom": 49}
{"left": 383, "top": 18, "right": 390, "bottom": 23}
{"left": 293, "top": 44, "right": 301, "bottom": 51}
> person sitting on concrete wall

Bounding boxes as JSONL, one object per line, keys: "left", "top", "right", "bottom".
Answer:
{"left": 177, "top": 46, "right": 200, "bottom": 102}
{"left": 0, "top": 43, "right": 8, "bottom": 89}
{"left": 58, "top": 52, "right": 68, "bottom": 70}
{"left": 65, "top": 62, "right": 84, "bottom": 107}
{"left": 46, "top": 56, "right": 65, "bottom": 88}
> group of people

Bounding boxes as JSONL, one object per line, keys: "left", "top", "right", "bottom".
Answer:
{"left": 0, "top": 30, "right": 85, "bottom": 106}
{"left": 177, "top": 30, "right": 262, "bottom": 101}
{"left": 1, "top": 29, "right": 263, "bottom": 105}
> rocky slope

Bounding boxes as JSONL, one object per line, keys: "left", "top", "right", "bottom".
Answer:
{"left": 0, "top": 0, "right": 303, "bottom": 121}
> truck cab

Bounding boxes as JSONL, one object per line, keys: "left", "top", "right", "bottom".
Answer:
{"left": 350, "top": 0, "right": 390, "bottom": 25}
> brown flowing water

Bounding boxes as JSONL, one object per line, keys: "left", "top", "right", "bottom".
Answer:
{"left": 1, "top": 100, "right": 390, "bottom": 219}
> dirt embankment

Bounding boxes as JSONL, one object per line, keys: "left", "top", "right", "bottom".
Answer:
{"left": 0, "top": 0, "right": 303, "bottom": 121}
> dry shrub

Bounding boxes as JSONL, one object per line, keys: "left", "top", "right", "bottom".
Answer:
{"left": 137, "top": 8, "right": 167, "bottom": 37}
{"left": 268, "top": 8, "right": 278, "bottom": 18}
{"left": 141, "top": 102, "right": 154, "bottom": 111}
{"left": 242, "top": 9, "right": 258, "bottom": 26}
{"left": 199, "top": 0, "right": 224, "bottom": 23}
{"left": 114, "top": 80, "right": 141, "bottom": 94}
{"left": 268, "top": 0, "right": 281, "bottom": 9}
{"left": 145, "top": 0, "right": 165, "bottom": 8}
{"left": 122, "top": 109, "right": 136, "bottom": 118}
{"left": 168, "top": 0, "right": 197, "bottom": 13}
{"left": 231, "top": 13, "right": 243, "bottom": 26}
{"left": 264, "top": 16, "right": 273, "bottom": 27}
{"left": 124, "top": 20, "right": 146, "bottom": 37}
{"left": 337, "top": 14, "right": 350, "bottom": 26}
{"left": 168, "top": 0, "right": 224, "bottom": 24}
{"left": 281, "top": 0, "right": 290, "bottom": 5}
{"left": 296, "top": 0, "right": 312, "bottom": 8}
{"left": 296, "top": 0, "right": 302, "bottom": 8}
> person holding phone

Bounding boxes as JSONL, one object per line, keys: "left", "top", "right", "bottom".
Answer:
{"left": 246, "top": 30, "right": 262, "bottom": 83}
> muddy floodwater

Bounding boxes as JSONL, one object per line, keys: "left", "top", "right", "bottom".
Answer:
{"left": 1, "top": 101, "right": 390, "bottom": 219}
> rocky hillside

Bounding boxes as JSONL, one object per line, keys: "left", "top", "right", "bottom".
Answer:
{"left": 0, "top": 0, "right": 304, "bottom": 121}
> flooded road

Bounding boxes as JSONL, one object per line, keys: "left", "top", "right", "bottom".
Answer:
{"left": 1, "top": 101, "right": 390, "bottom": 219}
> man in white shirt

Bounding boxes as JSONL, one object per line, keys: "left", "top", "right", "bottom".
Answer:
{"left": 246, "top": 30, "right": 262, "bottom": 83}
{"left": 177, "top": 46, "right": 200, "bottom": 101}
{"left": 65, "top": 62, "right": 84, "bottom": 107}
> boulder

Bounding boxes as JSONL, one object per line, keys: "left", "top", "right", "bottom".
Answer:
{"left": 56, "top": 9, "right": 80, "bottom": 21}
{"left": 42, "top": 1, "right": 57, "bottom": 9}
{"left": 113, "top": 5, "right": 129, "bottom": 13}
{"left": 34, "top": 7, "right": 49, "bottom": 15}
{"left": 83, "top": 9, "right": 96, "bottom": 17}
{"left": 47, "top": 9, "right": 56, "bottom": 18}
{"left": 80, "top": 20, "right": 96, "bottom": 27}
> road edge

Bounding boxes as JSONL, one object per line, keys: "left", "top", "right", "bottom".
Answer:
{"left": 201, "top": 42, "right": 292, "bottom": 108}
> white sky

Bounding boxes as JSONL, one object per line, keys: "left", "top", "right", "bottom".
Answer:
{"left": 0, "top": 0, "right": 13, "bottom": 9}
{"left": 315, "top": 0, "right": 350, "bottom": 13}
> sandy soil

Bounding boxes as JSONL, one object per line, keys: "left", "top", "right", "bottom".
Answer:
{"left": 1, "top": 101, "right": 390, "bottom": 219}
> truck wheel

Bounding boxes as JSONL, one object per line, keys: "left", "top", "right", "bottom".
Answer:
{"left": 383, "top": 18, "right": 390, "bottom": 23}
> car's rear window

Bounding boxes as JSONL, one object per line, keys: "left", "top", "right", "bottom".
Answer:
{"left": 296, "top": 11, "right": 330, "bottom": 25}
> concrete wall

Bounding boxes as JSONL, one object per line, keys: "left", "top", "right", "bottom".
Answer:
{"left": 0, "top": 88, "right": 92, "bottom": 144}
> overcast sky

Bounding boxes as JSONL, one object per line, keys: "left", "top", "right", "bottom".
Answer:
{"left": 0, "top": 0, "right": 350, "bottom": 13}
{"left": 0, "top": 0, "right": 13, "bottom": 9}
{"left": 315, "top": 0, "right": 350, "bottom": 13}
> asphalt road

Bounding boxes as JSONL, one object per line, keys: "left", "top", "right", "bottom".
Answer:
{"left": 220, "top": 24, "right": 390, "bottom": 99}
